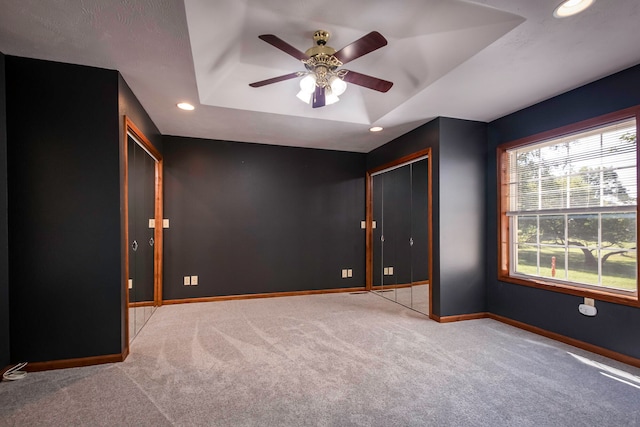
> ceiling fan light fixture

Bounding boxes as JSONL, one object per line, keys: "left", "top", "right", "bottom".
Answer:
{"left": 329, "top": 76, "right": 347, "bottom": 96}
{"left": 325, "top": 92, "right": 340, "bottom": 105}
{"left": 299, "top": 74, "right": 317, "bottom": 94}
{"left": 296, "top": 90, "right": 312, "bottom": 104}
{"left": 553, "top": 0, "right": 595, "bottom": 18}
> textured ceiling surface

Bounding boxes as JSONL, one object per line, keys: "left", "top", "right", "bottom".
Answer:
{"left": 0, "top": 0, "right": 639, "bottom": 152}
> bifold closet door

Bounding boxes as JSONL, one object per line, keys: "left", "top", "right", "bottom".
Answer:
{"left": 382, "top": 165, "right": 412, "bottom": 287}
{"left": 411, "top": 159, "right": 429, "bottom": 283}
{"left": 372, "top": 174, "right": 383, "bottom": 288}
{"left": 128, "top": 140, "right": 155, "bottom": 303}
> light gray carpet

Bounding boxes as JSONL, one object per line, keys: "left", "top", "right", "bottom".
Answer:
{"left": 1, "top": 292, "right": 639, "bottom": 426}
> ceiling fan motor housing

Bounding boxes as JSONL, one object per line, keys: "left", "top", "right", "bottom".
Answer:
{"left": 303, "top": 30, "right": 345, "bottom": 89}
{"left": 305, "top": 30, "right": 337, "bottom": 58}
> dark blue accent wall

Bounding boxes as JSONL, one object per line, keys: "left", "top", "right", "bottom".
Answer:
{"left": 6, "top": 57, "right": 122, "bottom": 362}
{"left": 162, "top": 136, "right": 367, "bottom": 299}
{"left": 0, "top": 52, "right": 9, "bottom": 368}
{"left": 4, "top": 57, "right": 160, "bottom": 364}
{"left": 487, "top": 63, "right": 640, "bottom": 359}
{"left": 367, "top": 117, "right": 487, "bottom": 317}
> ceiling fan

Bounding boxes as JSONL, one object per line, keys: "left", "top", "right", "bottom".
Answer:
{"left": 249, "top": 30, "right": 393, "bottom": 108}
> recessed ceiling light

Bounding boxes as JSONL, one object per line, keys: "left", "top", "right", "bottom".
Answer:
{"left": 369, "top": 126, "right": 384, "bottom": 132}
{"left": 177, "top": 102, "right": 195, "bottom": 111}
{"left": 553, "top": 0, "right": 595, "bottom": 18}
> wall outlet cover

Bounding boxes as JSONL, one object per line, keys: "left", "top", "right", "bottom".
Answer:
{"left": 148, "top": 218, "right": 155, "bottom": 228}
{"left": 191, "top": 275, "right": 198, "bottom": 285}
{"left": 183, "top": 276, "right": 191, "bottom": 286}
{"left": 578, "top": 304, "right": 597, "bottom": 316}
{"left": 163, "top": 219, "right": 170, "bottom": 228}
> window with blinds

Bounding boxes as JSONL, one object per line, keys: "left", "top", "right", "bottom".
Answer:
{"left": 500, "top": 114, "right": 638, "bottom": 297}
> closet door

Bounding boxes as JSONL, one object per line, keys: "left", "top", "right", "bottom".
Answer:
{"left": 369, "top": 154, "right": 430, "bottom": 314}
{"left": 411, "top": 159, "right": 429, "bottom": 283}
{"left": 383, "top": 165, "right": 412, "bottom": 288}
{"left": 128, "top": 133, "right": 158, "bottom": 341}
{"left": 372, "top": 174, "right": 384, "bottom": 288}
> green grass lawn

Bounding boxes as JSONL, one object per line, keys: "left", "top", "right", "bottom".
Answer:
{"left": 515, "top": 246, "right": 637, "bottom": 291}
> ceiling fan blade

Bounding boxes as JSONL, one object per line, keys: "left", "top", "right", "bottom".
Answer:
{"left": 259, "top": 34, "right": 308, "bottom": 61}
{"left": 342, "top": 71, "right": 393, "bottom": 93}
{"left": 249, "top": 72, "right": 300, "bottom": 88}
{"left": 312, "top": 86, "right": 325, "bottom": 108}
{"left": 334, "top": 31, "right": 388, "bottom": 65}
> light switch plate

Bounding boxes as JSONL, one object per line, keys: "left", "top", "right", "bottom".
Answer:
{"left": 341, "top": 269, "right": 348, "bottom": 278}
{"left": 128, "top": 279, "right": 133, "bottom": 289}
{"left": 389, "top": 267, "right": 394, "bottom": 275}
{"left": 347, "top": 269, "right": 353, "bottom": 278}
{"left": 163, "top": 219, "right": 170, "bottom": 228}
{"left": 183, "top": 276, "right": 191, "bottom": 286}
{"left": 361, "top": 221, "right": 366, "bottom": 229}
{"left": 372, "top": 221, "right": 377, "bottom": 229}
{"left": 383, "top": 267, "right": 389, "bottom": 275}
{"left": 191, "top": 275, "right": 198, "bottom": 286}
{"left": 148, "top": 219, "right": 155, "bottom": 228}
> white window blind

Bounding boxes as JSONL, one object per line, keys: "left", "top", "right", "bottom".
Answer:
{"left": 507, "top": 118, "right": 637, "bottom": 215}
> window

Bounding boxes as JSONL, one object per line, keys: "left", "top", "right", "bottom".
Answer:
{"left": 498, "top": 108, "right": 640, "bottom": 304}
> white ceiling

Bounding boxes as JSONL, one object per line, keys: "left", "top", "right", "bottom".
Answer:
{"left": 0, "top": 0, "right": 639, "bottom": 153}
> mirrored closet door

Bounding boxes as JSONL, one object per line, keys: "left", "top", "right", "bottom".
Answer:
{"left": 370, "top": 155, "right": 430, "bottom": 315}
{"left": 126, "top": 118, "right": 162, "bottom": 342}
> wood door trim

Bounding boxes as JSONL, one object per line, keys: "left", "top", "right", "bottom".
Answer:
{"left": 365, "top": 148, "right": 433, "bottom": 318}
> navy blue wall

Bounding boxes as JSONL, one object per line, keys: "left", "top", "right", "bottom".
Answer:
{"left": 162, "top": 136, "right": 366, "bottom": 300}
{"left": 438, "top": 118, "right": 487, "bottom": 316}
{"left": 0, "top": 52, "right": 9, "bottom": 368}
{"left": 6, "top": 57, "right": 122, "bottom": 362}
{"left": 3, "top": 58, "right": 159, "bottom": 364}
{"left": 487, "top": 64, "right": 640, "bottom": 358}
{"left": 367, "top": 117, "right": 487, "bottom": 317}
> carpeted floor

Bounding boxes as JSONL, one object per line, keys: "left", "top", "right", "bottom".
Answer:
{"left": 1, "top": 292, "right": 639, "bottom": 426}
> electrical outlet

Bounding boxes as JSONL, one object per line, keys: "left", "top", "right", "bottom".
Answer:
{"left": 347, "top": 269, "right": 353, "bottom": 278}
{"left": 383, "top": 267, "right": 389, "bottom": 275}
{"left": 183, "top": 276, "right": 191, "bottom": 286}
{"left": 341, "top": 269, "right": 348, "bottom": 278}
{"left": 163, "top": 219, "right": 170, "bottom": 228}
{"left": 372, "top": 221, "right": 376, "bottom": 229}
{"left": 148, "top": 218, "right": 155, "bottom": 228}
{"left": 361, "top": 221, "right": 366, "bottom": 229}
{"left": 128, "top": 279, "right": 133, "bottom": 289}
{"left": 388, "top": 266, "right": 394, "bottom": 275}
{"left": 191, "top": 275, "right": 198, "bottom": 286}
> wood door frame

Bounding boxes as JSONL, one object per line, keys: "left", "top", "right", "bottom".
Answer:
{"left": 365, "top": 148, "right": 433, "bottom": 317}
{"left": 123, "top": 116, "right": 163, "bottom": 349}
